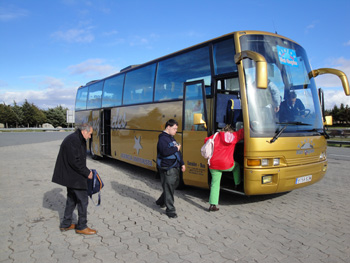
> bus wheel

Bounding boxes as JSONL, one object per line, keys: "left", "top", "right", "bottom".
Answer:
{"left": 89, "top": 139, "right": 100, "bottom": 160}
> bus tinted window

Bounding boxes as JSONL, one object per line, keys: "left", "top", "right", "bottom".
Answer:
{"left": 75, "top": 86, "right": 88, "bottom": 110}
{"left": 155, "top": 46, "right": 211, "bottom": 101}
{"left": 87, "top": 81, "right": 103, "bottom": 109}
{"left": 102, "top": 74, "right": 125, "bottom": 107}
{"left": 123, "top": 64, "right": 156, "bottom": 105}
{"left": 213, "top": 38, "right": 237, "bottom": 75}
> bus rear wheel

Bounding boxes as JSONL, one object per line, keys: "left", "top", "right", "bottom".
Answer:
{"left": 89, "top": 139, "right": 100, "bottom": 160}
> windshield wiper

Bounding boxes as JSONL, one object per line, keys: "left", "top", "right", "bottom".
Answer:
{"left": 269, "top": 124, "right": 288, "bottom": 143}
{"left": 269, "top": 122, "right": 312, "bottom": 143}
{"left": 278, "top": 122, "right": 311, "bottom": 126}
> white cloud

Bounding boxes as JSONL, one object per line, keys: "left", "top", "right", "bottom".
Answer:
{"left": 313, "top": 57, "right": 350, "bottom": 109}
{"left": 51, "top": 27, "right": 95, "bottom": 43}
{"left": 129, "top": 33, "right": 159, "bottom": 47}
{"left": 0, "top": 77, "right": 77, "bottom": 110}
{"left": 305, "top": 20, "right": 319, "bottom": 34}
{"left": 129, "top": 36, "right": 149, "bottom": 47}
{"left": 68, "top": 59, "right": 118, "bottom": 77}
{"left": 102, "top": 30, "right": 118, "bottom": 37}
{"left": 0, "top": 86, "right": 77, "bottom": 110}
{"left": 344, "top": 40, "right": 350, "bottom": 46}
{"left": 0, "top": 6, "right": 28, "bottom": 22}
{"left": 323, "top": 89, "right": 350, "bottom": 110}
{"left": 315, "top": 57, "right": 350, "bottom": 88}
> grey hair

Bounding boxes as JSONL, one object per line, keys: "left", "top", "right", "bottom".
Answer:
{"left": 77, "top": 123, "right": 92, "bottom": 132}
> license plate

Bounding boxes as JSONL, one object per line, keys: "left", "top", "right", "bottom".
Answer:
{"left": 295, "top": 175, "right": 312, "bottom": 184}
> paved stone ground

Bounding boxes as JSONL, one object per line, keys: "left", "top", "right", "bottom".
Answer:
{"left": 0, "top": 139, "right": 349, "bottom": 263}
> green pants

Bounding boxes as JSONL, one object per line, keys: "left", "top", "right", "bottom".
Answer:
{"left": 209, "top": 163, "right": 240, "bottom": 205}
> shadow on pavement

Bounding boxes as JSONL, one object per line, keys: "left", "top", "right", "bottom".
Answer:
{"left": 42, "top": 187, "right": 77, "bottom": 223}
{"left": 89, "top": 156, "right": 290, "bottom": 209}
{"left": 110, "top": 181, "right": 160, "bottom": 213}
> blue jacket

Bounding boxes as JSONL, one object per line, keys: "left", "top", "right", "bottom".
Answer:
{"left": 157, "top": 132, "right": 184, "bottom": 168}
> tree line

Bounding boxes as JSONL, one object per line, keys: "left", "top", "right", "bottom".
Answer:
{"left": 325, "top": 103, "right": 350, "bottom": 126}
{"left": 0, "top": 100, "right": 70, "bottom": 128}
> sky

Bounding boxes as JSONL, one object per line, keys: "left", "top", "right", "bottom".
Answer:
{"left": 0, "top": 0, "right": 349, "bottom": 111}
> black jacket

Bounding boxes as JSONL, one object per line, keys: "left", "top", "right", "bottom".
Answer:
{"left": 157, "top": 132, "right": 184, "bottom": 168}
{"left": 52, "top": 129, "right": 91, "bottom": 189}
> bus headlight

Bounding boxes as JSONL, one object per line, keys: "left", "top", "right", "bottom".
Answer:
{"left": 319, "top": 152, "right": 326, "bottom": 160}
{"left": 262, "top": 175, "right": 273, "bottom": 184}
{"left": 261, "top": 159, "right": 268, "bottom": 166}
{"left": 247, "top": 158, "right": 282, "bottom": 167}
{"left": 273, "top": 158, "right": 280, "bottom": 166}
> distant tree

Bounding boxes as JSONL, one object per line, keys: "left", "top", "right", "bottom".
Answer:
{"left": 21, "top": 100, "right": 46, "bottom": 127}
{"left": 12, "top": 101, "right": 23, "bottom": 127}
{"left": 33, "top": 107, "right": 47, "bottom": 127}
{"left": 328, "top": 103, "right": 350, "bottom": 126}
{"left": 330, "top": 105, "right": 340, "bottom": 124}
{"left": 338, "top": 103, "right": 349, "bottom": 125}
{"left": 21, "top": 100, "right": 35, "bottom": 127}
{"left": 0, "top": 103, "right": 8, "bottom": 126}
{"left": 45, "top": 105, "right": 68, "bottom": 127}
{"left": 0, "top": 103, "right": 18, "bottom": 128}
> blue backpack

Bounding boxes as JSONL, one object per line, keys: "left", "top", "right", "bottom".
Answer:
{"left": 156, "top": 142, "right": 181, "bottom": 171}
{"left": 87, "top": 169, "right": 104, "bottom": 206}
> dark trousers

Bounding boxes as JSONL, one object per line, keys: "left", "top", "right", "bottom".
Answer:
{"left": 156, "top": 167, "right": 180, "bottom": 216}
{"left": 60, "top": 188, "right": 88, "bottom": 230}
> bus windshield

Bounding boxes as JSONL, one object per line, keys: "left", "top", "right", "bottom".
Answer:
{"left": 240, "top": 34, "right": 324, "bottom": 137}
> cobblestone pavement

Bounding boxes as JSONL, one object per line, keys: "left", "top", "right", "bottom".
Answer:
{"left": 0, "top": 139, "right": 349, "bottom": 263}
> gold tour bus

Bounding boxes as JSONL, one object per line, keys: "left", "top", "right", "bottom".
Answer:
{"left": 75, "top": 30, "right": 349, "bottom": 196}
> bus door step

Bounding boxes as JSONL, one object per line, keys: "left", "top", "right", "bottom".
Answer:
{"left": 220, "top": 187, "right": 245, "bottom": 196}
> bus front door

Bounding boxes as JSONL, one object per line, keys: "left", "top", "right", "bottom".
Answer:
{"left": 182, "top": 81, "right": 209, "bottom": 188}
{"left": 100, "top": 109, "right": 111, "bottom": 156}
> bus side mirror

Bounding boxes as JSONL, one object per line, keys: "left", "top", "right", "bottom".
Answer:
{"left": 325, "top": 116, "right": 333, "bottom": 126}
{"left": 309, "top": 68, "right": 350, "bottom": 96}
{"left": 235, "top": 50, "right": 268, "bottom": 89}
{"left": 193, "top": 113, "right": 207, "bottom": 128}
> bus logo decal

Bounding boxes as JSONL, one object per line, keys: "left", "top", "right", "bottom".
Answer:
{"left": 134, "top": 136, "right": 143, "bottom": 155}
{"left": 111, "top": 109, "right": 127, "bottom": 129}
{"left": 277, "top": 45, "right": 298, "bottom": 67}
{"left": 297, "top": 139, "right": 315, "bottom": 155}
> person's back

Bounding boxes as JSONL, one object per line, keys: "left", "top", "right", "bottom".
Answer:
{"left": 205, "top": 125, "right": 244, "bottom": 212}
{"left": 207, "top": 129, "right": 244, "bottom": 170}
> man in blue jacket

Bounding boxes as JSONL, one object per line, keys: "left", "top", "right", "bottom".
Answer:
{"left": 52, "top": 123, "right": 96, "bottom": 235}
{"left": 155, "top": 119, "right": 185, "bottom": 218}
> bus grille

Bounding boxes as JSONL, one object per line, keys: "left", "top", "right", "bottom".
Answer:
{"left": 287, "top": 155, "right": 320, "bottom": 166}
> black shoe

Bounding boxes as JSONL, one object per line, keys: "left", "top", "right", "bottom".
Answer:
{"left": 208, "top": 205, "right": 219, "bottom": 212}
{"left": 167, "top": 213, "right": 178, "bottom": 218}
{"left": 155, "top": 201, "right": 166, "bottom": 208}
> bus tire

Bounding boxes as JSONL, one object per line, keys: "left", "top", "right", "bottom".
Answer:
{"left": 89, "top": 139, "right": 100, "bottom": 160}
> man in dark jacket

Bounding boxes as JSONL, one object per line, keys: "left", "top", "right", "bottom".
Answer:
{"left": 155, "top": 119, "right": 185, "bottom": 218}
{"left": 52, "top": 123, "right": 96, "bottom": 235}
{"left": 279, "top": 91, "right": 306, "bottom": 122}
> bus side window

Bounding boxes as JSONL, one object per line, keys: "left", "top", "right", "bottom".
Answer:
{"left": 123, "top": 64, "right": 156, "bottom": 105}
{"left": 87, "top": 81, "right": 103, "bottom": 109}
{"left": 76, "top": 86, "right": 88, "bottom": 110}
{"left": 155, "top": 46, "right": 211, "bottom": 101}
